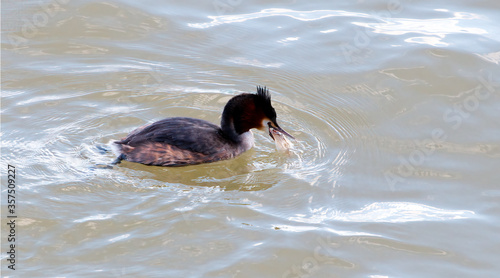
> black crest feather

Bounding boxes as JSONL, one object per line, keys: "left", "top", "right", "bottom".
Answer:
{"left": 256, "top": 86, "right": 270, "bottom": 101}
{"left": 255, "top": 85, "right": 276, "bottom": 120}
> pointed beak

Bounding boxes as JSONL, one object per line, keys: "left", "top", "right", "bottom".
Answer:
{"left": 268, "top": 122, "right": 294, "bottom": 141}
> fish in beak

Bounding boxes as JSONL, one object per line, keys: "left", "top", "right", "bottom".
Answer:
{"left": 268, "top": 122, "right": 294, "bottom": 141}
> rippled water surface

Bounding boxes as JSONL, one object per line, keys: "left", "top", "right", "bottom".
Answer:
{"left": 2, "top": 0, "right": 500, "bottom": 277}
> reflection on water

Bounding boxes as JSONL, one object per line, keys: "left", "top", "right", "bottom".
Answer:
{"left": 354, "top": 11, "right": 487, "bottom": 47}
{"left": 291, "top": 202, "right": 475, "bottom": 224}
{"left": 2, "top": 0, "right": 500, "bottom": 277}
{"left": 188, "top": 8, "right": 367, "bottom": 29}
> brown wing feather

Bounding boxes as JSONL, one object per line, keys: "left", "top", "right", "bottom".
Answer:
{"left": 116, "top": 141, "right": 235, "bottom": 166}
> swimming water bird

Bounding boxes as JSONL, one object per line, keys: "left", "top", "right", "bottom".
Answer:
{"left": 112, "top": 86, "right": 293, "bottom": 166}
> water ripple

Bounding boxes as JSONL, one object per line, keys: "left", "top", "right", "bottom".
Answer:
{"left": 290, "top": 202, "right": 475, "bottom": 224}
{"left": 188, "top": 8, "right": 366, "bottom": 29}
{"left": 74, "top": 213, "right": 118, "bottom": 223}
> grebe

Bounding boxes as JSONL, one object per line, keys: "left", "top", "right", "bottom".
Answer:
{"left": 112, "top": 86, "right": 293, "bottom": 166}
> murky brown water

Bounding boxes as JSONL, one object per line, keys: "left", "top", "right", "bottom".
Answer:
{"left": 2, "top": 0, "right": 500, "bottom": 277}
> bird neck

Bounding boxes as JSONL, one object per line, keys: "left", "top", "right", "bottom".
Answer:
{"left": 220, "top": 94, "right": 261, "bottom": 142}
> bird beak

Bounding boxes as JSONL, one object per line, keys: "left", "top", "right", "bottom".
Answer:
{"left": 268, "top": 123, "right": 294, "bottom": 141}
